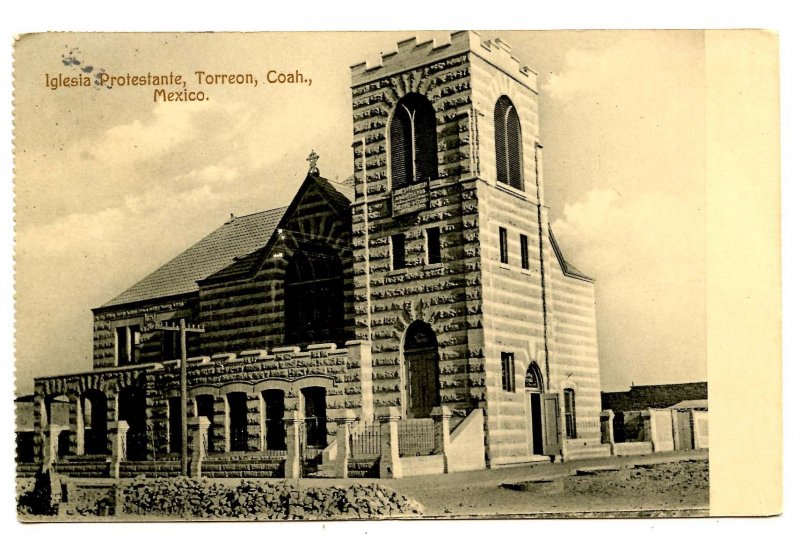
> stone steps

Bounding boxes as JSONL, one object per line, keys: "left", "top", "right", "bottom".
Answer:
{"left": 348, "top": 457, "right": 380, "bottom": 478}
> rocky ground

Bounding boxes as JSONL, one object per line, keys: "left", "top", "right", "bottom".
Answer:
{"left": 18, "top": 450, "right": 709, "bottom": 520}
{"left": 380, "top": 450, "right": 709, "bottom": 518}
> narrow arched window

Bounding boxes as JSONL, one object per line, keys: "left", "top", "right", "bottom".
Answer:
{"left": 284, "top": 245, "right": 344, "bottom": 344}
{"left": 390, "top": 93, "right": 438, "bottom": 189}
{"left": 494, "top": 96, "right": 524, "bottom": 191}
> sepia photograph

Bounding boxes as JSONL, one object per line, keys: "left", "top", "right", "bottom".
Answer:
{"left": 9, "top": 27, "right": 780, "bottom": 521}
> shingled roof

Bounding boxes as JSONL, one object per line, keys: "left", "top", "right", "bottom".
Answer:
{"left": 201, "top": 174, "right": 355, "bottom": 285}
{"left": 96, "top": 175, "right": 355, "bottom": 310}
{"left": 97, "top": 206, "right": 287, "bottom": 309}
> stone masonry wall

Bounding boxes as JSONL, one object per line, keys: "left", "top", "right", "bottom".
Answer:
{"left": 92, "top": 297, "right": 200, "bottom": 369}
{"left": 198, "top": 180, "right": 355, "bottom": 354}
{"left": 350, "top": 42, "right": 484, "bottom": 417}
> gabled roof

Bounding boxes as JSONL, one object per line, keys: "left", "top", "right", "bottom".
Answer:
{"left": 201, "top": 174, "right": 354, "bottom": 285}
{"left": 97, "top": 174, "right": 354, "bottom": 309}
{"left": 97, "top": 206, "right": 287, "bottom": 309}
{"left": 548, "top": 225, "right": 594, "bottom": 282}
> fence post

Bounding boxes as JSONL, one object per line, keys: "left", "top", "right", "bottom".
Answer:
{"left": 188, "top": 416, "right": 210, "bottom": 478}
{"left": 109, "top": 420, "right": 128, "bottom": 478}
{"left": 284, "top": 410, "right": 303, "bottom": 479}
{"left": 42, "top": 426, "right": 57, "bottom": 469}
{"left": 379, "top": 407, "right": 402, "bottom": 479}
{"left": 642, "top": 409, "right": 654, "bottom": 446}
{"left": 600, "top": 410, "right": 615, "bottom": 445}
{"left": 334, "top": 409, "right": 356, "bottom": 478}
{"left": 431, "top": 406, "right": 452, "bottom": 473}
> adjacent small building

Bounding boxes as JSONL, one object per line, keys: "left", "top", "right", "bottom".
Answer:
{"left": 26, "top": 31, "right": 608, "bottom": 479}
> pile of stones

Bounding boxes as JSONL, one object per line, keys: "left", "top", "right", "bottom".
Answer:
{"left": 121, "top": 478, "right": 423, "bottom": 519}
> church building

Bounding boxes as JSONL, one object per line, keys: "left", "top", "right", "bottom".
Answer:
{"left": 28, "top": 31, "right": 609, "bottom": 479}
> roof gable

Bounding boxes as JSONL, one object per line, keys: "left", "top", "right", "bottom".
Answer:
{"left": 98, "top": 206, "right": 287, "bottom": 309}
{"left": 200, "top": 174, "right": 354, "bottom": 285}
{"left": 548, "top": 225, "right": 594, "bottom": 282}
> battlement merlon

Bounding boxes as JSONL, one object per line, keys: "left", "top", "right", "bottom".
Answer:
{"left": 350, "top": 30, "right": 538, "bottom": 92}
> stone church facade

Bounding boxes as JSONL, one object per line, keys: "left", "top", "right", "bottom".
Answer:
{"left": 27, "top": 32, "right": 608, "bottom": 479}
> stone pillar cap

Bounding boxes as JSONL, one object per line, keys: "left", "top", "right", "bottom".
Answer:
{"left": 109, "top": 420, "right": 130, "bottom": 431}
{"left": 283, "top": 409, "right": 304, "bottom": 422}
{"left": 381, "top": 406, "right": 402, "bottom": 421}
{"left": 188, "top": 416, "right": 211, "bottom": 427}
{"left": 430, "top": 406, "right": 452, "bottom": 418}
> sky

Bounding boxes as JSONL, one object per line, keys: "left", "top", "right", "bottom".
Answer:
{"left": 13, "top": 30, "right": 707, "bottom": 394}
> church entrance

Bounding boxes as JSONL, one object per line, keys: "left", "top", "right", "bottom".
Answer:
{"left": 526, "top": 362, "right": 545, "bottom": 455}
{"left": 403, "top": 321, "right": 440, "bottom": 419}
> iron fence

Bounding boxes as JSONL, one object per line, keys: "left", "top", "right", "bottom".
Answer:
{"left": 349, "top": 421, "right": 382, "bottom": 456}
{"left": 229, "top": 427, "right": 249, "bottom": 452}
{"left": 397, "top": 418, "right": 435, "bottom": 456}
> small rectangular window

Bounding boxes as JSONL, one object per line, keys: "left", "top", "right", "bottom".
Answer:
{"left": 391, "top": 233, "right": 406, "bottom": 270}
{"left": 129, "top": 325, "right": 141, "bottom": 363}
{"left": 116, "top": 326, "right": 128, "bottom": 365}
{"left": 501, "top": 352, "right": 515, "bottom": 392}
{"left": 162, "top": 331, "right": 177, "bottom": 360}
{"left": 499, "top": 227, "right": 509, "bottom": 264}
{"left": 564, "top": 388, "right": 578, "bottom": 439}
{"left": 520, "top": 234, "right": 530, "bottom": 270}
{"left": 426, "top": 227, "right": 441, "bottom": 265}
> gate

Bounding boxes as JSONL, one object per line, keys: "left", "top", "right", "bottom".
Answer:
{"left": 349, "top": 421, "right": 382, "bottom": 457}
{"left": 397, "top": 418, "right": 435, "bottom": 456}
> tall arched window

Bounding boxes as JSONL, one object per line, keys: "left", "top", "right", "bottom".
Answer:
{"left": 390, "top": 92, "right": 438, "bottom": 190}
{"left": 494, "top": 96, "right": 524, "bottom": 191}
{"left": 284, "top": 245, "right": 344, "bottom": 344}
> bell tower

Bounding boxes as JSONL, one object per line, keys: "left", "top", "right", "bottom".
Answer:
{"left": 349, "top": 31, "right": 602, "bottom": 464}
{"left": 348, "top": 31, "right": 543, "bottom": 419}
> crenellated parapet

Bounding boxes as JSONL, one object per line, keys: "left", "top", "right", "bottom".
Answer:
{"left": 351, "top": 31, "right": 537, "bottom": 92}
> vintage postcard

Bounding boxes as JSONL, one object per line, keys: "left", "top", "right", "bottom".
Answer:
{"left": 11, "top": 30, "right": 781, "bottom": 520}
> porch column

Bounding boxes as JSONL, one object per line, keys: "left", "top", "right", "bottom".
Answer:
{"left": 334, "top": 409, "right": 357, "bottom": 478}
{"left": 213, "top": 395, "right": 230, "bottom": 453}
{"left": 379, "top": 406, "right": 402, "bottom": 479}
{"left": 42, "top": 425, "right": 59, "bottom": 469}
{"left": 33, "top": 394, "right": 47, "bottom": 464}
{"left": 246, "top": 394, "right": 263, "bottom": 451}
{"left": 284, "top": 410, "right": 303, "bottom": 479}
{"left": 188, "top": 416, "right": 210, "bottom": 478}
{"left": 68, "top": 393, "right": 84, "bottom": 456}
{"left": 108, "top": 420, "right": 129, "bottom": 478}
{"left": 431, "top": 406, "right": 452, "bottom": 473}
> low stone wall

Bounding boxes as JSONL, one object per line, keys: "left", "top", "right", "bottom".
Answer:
{"left": 692, "top": 411, "right": 709, "bottom": 449}
{"left": 447, "top": 409, "right": 485, "bottom": 473}
{"left": 648, "top": 409, "right": 675, "bottom": 452}
{"left": 562, "top": 440, "right": 611, "bottom": 461}
{"left": 398, "top": 454, "right": 445, "bottom": 477}
{"left": 611, "top": 442, "right": 653, "bottom": 456}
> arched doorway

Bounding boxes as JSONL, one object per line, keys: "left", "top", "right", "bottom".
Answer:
{"left": 284, "top": 245, "right": 344, "bottom": 345}
{"left": 525, "top": 361, "right": 545, "bottom": 455}
{"left": 301, "top": 387, "right": 327, "bottom": 448}
{"left": 118, "top": 386, "right": 148, "bottom": 461}
{"left": 262, "top": 389, "right": 286, "bottom": 451}
{"left": 403, "top": 320, "right": 440, "bottom": 419}
{"left": 81, "top": 390, "right": 108, "bottom": 455}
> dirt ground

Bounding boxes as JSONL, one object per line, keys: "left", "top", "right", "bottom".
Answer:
{"left": 379, "top": 450, "right": 709, "bottom": 518}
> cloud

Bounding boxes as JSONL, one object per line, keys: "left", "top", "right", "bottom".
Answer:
{"left": 552, "top": 187, "right": 706, "bottom": 390}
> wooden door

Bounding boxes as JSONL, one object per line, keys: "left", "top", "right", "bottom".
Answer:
{"left": 406, "top": 350, "right": 439, "bottom": 418}
{"left": 543, "top": 393, "right": 562, "bottom": 457}
{"left": 530, "top": 393, "right": 544, "bottom": 455}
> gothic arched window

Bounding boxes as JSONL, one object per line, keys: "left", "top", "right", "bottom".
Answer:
{"left": 390, "top": 92, "right": 438, "bottom": 190}
{"left": 494, "top": 96, "right": 524, "bottom": 191}
{"left": 284, "top": 245, "right": 344, "bottom": 344}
